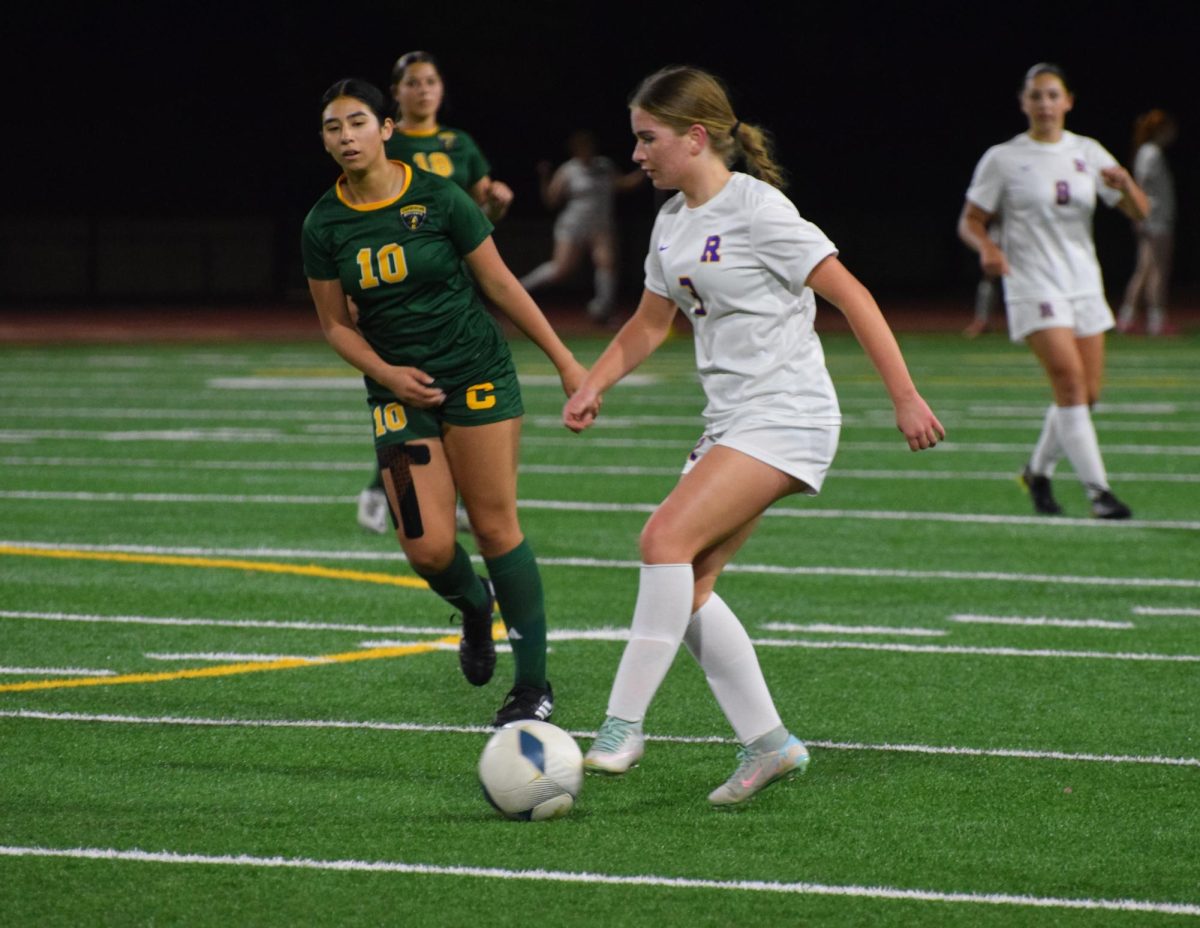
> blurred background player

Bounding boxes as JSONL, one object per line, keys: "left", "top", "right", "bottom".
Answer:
{"left": 958, "top": 63, "right": 1147, "bottom": 520}
{"left": 565, "top": 66, "right": 943, "bottom": 807}
{"left": 519, "top": 129, "right": 646, "bottom": 324}
{"left": 304, "top": 78, "right": 583, "bottom": 725}
{"left": 1116, "top": 109, "right": 1178, "bottom": 336}
{"left": 357, "top": 50, "right": 515, "bottom": 534}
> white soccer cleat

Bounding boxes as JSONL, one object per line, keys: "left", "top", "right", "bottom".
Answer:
{"left": 356, "top": 487, "right": 390, "bottom": 534}
{"left": 584, "top": 716, "right": 645, "bottom": 775}
{"left": 708, "top": 735, "right": 809, "bottom": 808}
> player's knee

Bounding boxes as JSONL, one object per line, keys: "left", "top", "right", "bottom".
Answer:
{"left": 639, "top": 517, "right": 693, "bottom": 564}
{"left": 404, "top": 542, "right": 455, "bottom": 576}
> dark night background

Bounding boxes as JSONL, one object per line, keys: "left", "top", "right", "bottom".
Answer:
{"left": 4, "top": 0, "right": 1198, "bottom": 311}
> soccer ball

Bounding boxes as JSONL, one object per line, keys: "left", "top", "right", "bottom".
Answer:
{"left": 478, "top": 720, "right": 583, "bottom": 821}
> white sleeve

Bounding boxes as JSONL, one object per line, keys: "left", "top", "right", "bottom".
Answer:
{"left": 1086, "top": 138, "right": 1123, "bottom": 208}
{"left": 965, "top": 147, "right": 1005, "bottom": 215}
{"left": 749, "top": 198, "right": 837, "bottom": 295}
{"left": 643, "top": 208, "right": 670, "bottom": 298}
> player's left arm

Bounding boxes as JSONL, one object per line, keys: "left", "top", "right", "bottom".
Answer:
{"left": 807, "top": 255, "right": 944, "bottom": 451}
{"left": 464, "top": 236, "right": 585, "bottom": 395}
{"left": 1100, "top": 165, "right": 1149, "bottom": 222}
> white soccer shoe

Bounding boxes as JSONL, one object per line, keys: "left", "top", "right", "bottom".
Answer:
{"left": 356, "top": 487, "right": 390, "bottom": 534}
{"left": 708, "top": 735, "right": 809, "bottom": 808}
{"left": 584, "top": 716, "right": 645, "bottom": 775}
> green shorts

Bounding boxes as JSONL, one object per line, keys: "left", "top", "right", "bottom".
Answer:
{"left": 367, "top": 360, "right": 524, "bottom": 449}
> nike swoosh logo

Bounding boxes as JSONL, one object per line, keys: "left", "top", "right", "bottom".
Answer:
{"left": 658, "top": 244, "right": 669, "bottom": 251}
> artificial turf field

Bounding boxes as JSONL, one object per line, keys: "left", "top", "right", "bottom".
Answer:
{"left": 1, "top": 322, "right": 1198, "bottom": 925}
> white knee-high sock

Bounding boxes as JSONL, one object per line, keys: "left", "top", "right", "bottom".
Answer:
{"left": 1054, "top": 404, "right": 1109, "bottom": 496}
{"left": 606, "top": 564, "right": 694, "bottom": 723}
{"left": 1029, "top": 404, "right": 1061, "bottom": 476}
{"left": 519, "top": 261, "right": 558, "bottom": 293}
{"left": 590, "top": 267, "right": 617, "bottom": 313}
{"left": 683, "top": 592, "right": 782, "bottom": 745}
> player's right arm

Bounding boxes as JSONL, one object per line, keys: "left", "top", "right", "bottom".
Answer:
{"left": 957, "top": 202, "right": 1009, "bottom": 278}
{"left": 307, "top": 277, "right": 445, "bottom": 407}
{"left": 563, "top": 288, "right": 676, "bottom": 433}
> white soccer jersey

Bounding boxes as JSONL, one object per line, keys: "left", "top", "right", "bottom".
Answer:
{"left": 1133, "top": 142, "right": 1175, "bottom": 233}
{"left": 554, "top": 156, "right": 617, "bottom": 239}
{"left": 644, "top": 172, "right": 840, "bottom": 432}
{"left": 966, "top": 131, "right": 1123, "bottom": 302}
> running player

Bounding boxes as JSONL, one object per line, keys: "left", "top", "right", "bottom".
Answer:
{"left": 1117, "top": 109, "right": 1178, "bottom": 336}
{"left": 563, "top": 66, "right": 943, "bottom": 807}
{"left": 303, "top": 78, "right": 584, "bottom": 725}
{"left": 520, "top": 129, "right": 646, "bottom": 324}
{"left": 355, "top": 50, "right": 515, "bottom": 534}
{"left": 958, "top": 63, "right": 1147, "bottom": 519}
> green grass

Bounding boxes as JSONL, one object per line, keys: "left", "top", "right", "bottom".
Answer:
{"left": 2, "top": 326, "right": 1199, "bottom": 926}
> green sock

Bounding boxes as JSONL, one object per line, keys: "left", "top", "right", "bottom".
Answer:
{"left": 414, "top": 543, "right": 489, "bottom": 616}
{"left": 484, "top": 539, "right": 547, "bottom": 687}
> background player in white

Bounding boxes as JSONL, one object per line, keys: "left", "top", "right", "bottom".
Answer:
{"left": 1117, "top": 109, "right": 1178, "bottom": 336}
{"left": 520, "top": 130, "right": 645, "bottom": 324}
{"left": 958, "top": 63, "right": 1147, "bottom": 520}
{"left": 563, "top": 66, "right": 943, "bottom": 807}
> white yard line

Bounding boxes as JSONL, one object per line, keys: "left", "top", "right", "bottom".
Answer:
{"left": 2, "top": 709, "right": 1197, "bottom": 770}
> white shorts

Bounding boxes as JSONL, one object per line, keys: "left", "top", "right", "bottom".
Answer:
{"left": 1005, "top": 295, "right": 1115, "bottom": 343}
{"left": 681, "top": 420, "right": 840, "bottom": 495}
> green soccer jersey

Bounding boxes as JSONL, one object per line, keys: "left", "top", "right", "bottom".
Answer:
{"left": 384, "top": 125, "right": 490, "bottom": 192}
{"left": 301, "top": 164, "right": 507, "bottom": 393}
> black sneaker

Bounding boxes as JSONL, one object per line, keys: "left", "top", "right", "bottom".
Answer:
{"left": 1091, "top": 489, "right": 1132, "bottom": 520}
{"left": 1020, "top": 465, "right": 1063, "bottom": 515}
{"left": 457, "top": 577, "right": 496, "bottom": 687}
{"left": 492, "top": 681, "right": 554, "bottom": 728}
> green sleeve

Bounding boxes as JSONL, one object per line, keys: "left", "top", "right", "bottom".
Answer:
{"left": 300, "top": 207, "right": 339, "bottom": 280}
{"left": 446, "top": 183, "right": 494, "bottom": 256}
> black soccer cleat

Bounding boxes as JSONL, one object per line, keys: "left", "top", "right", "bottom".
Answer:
{"left": 457, "top": 577, "right": 497, "bottom": 687}
{"left": 1020, "top": 465, "right": 1063, "bottom": 515}
{"left": 1091, "top": 489, "right": 1132, "bottom": 520}
{"left": 492, "top": 681, "right": 554, "bottom": 728}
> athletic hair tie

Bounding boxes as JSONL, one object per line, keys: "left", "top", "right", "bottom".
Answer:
{"left": 730, "top": 120, "right": 742, "bottom": 138}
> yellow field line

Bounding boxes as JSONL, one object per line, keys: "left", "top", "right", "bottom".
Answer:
{"left": 0, "top": 544, "right": 451, "bottom": 693}
{"left": 0, "top": 545, "right": 429, "bottom": 589}
{"left": 0, "top": 639, "right": 459, "bottom": 693}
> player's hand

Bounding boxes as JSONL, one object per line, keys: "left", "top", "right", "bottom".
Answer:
{"left": 380, "top": 366, "right": 446, "bottom": 408}
{"left": 1100, "top": 165, "right": 1133, "bottom": 192}
{"left": 557, "top": 357, "right": 589, "bottom": 399}
{"left": 487, "top": 180, "right": 515, "bottom": 213}
{"left": 895, "top": 394, "right": 945, "bottom": 451}
{"left": 979, "top": 241, "right": 1009, "bottom": 278}
{"left": 563, "top": 385, "right": 602, "bottom": 433}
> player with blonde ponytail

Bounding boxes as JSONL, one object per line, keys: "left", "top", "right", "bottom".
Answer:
{"left": 565, "top": 66, "right": 944, "bottom": 807}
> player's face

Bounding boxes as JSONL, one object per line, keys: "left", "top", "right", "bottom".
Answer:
{"left": 394, "top": 62, "right": 444, "bottom": 122}
{"left": 630, "top": 107, "right": 691, "bottom": 190}
{"left": 1020, "top": 74, "right": 1073, "bottom": 140}
{"left": 321, "top": 96, "right": 391, "bottom": 171}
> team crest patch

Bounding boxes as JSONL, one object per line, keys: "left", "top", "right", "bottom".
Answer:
{"left": 437, "top": 131, "right": 457, "bottom": 150}
{"left": 1074, "top": 159, "right": 1087, "bottom": 173}
{"left": 400, "top": 204, "right": 428, "bottom": 230}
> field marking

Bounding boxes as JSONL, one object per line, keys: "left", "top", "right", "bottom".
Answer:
{"left": 1135, "top": 607, "right": 1200, "bottom": 617}
{"left": 0, "top": 610, "right": 459, "bottom": 634}
{"left": 5, "top": 454, "right": 1200, "bottom": 485}
{"left": 0, "top": 846, "right": 1195, "bottom": 917}
{"left": 948, "top": 615, "right": 1135, "bottom": 630}
{"left": 4, "top": 492, "right": 1199, "bottom": 531}
{"left": 4, "top": 710, "right": 1198, "bottom": 770}
{"left": 760, "top": 622, "right": 947, "bottom": 637}
{"left": 751, "top": 638, "right": 1200, "bottom": 663}
{"left": 0, "top": 666, "right": 114, "bottom": 677}
{"left": 0, "top": 544, "right": 429, "bottom": 590}
{"left": 5, "top": 539, "right": 1199, "bottom": 590}
{"left": 144, "top": 652, "right": 319, "bottom": 663}
{"left": 0, "top": 636, "right": 458, "bottom": 694}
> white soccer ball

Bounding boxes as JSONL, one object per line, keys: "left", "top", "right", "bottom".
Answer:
{"left": 478, "top": 720, "right": 583, "bottom": 821}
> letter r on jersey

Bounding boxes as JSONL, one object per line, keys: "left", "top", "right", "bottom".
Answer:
{"left": 700, "top": 235, "right": 722, "bottom": 263}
